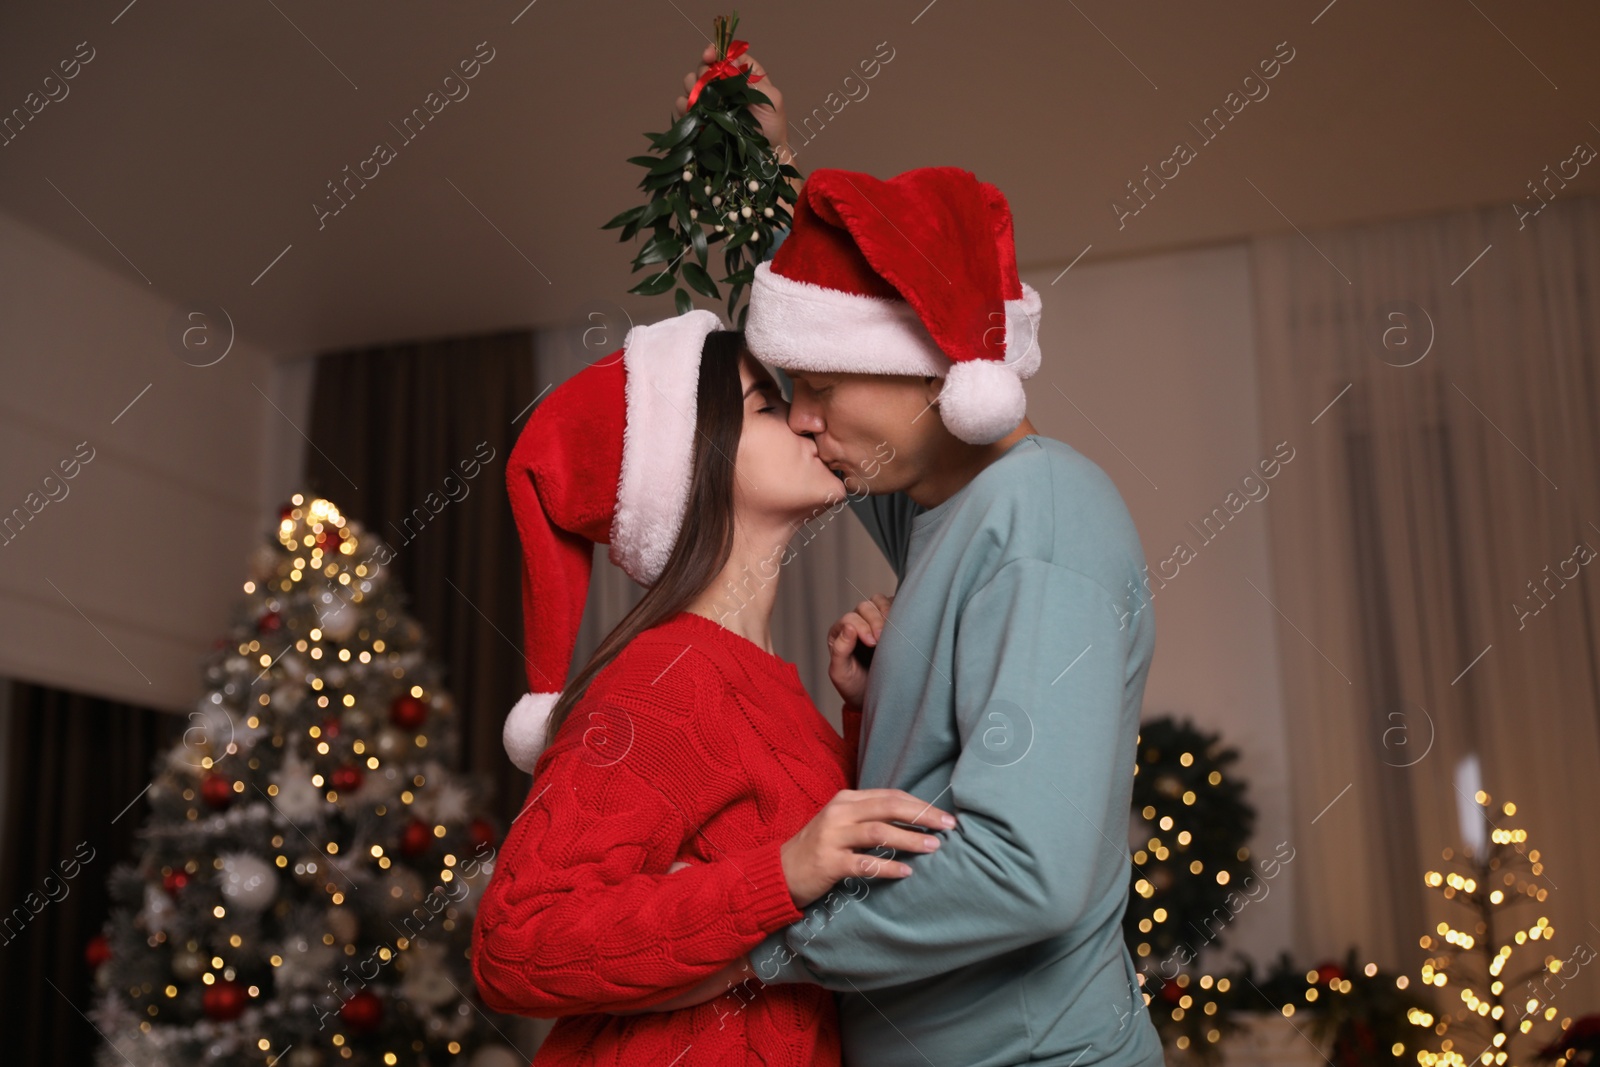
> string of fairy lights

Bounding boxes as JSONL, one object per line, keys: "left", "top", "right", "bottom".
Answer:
{"left": 1407, "top": 792, "right": 1570, "bottom": 1067}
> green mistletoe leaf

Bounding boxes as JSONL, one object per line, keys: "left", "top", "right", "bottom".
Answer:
{"left": 681, "top": 261, "right": 720, "bottom": 299}
{"left": 628, "top": 269, "right": 677, "bottom": 297}
{"left": 600, "top": 205, "right": 646, "bottom": 230}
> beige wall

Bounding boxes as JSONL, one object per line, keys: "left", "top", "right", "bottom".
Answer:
{"left": 0, "top": 207, "right": 307, "bottom": 713}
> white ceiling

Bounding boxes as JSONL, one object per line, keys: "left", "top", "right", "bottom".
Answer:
{"left": 2, "top": 0, "right": 1597, "bottom": 357}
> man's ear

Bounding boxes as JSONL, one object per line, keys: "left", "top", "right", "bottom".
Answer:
{"left": 924, "top": 375, "right": 944, "bottom": 404}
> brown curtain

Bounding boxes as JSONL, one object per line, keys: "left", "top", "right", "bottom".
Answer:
{"left": 303, "top": 329, "right": 537, "bottom": 827}
{"left": 0, "top": 681, "right": 173, "bottom": 1067}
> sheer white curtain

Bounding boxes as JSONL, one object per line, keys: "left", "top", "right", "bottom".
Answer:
{"left": 535, "top": 319, "right": 897, "bottom": 728}
{"left": 1250, "top": 194, "right": 1600, "bottom": 1014}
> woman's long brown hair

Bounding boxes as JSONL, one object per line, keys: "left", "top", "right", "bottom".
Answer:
{"left": 540, "top": 329, "right": 748, "bottom": 751}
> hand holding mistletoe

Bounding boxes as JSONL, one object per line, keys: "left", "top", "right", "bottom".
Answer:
{"left": 602, "top": 13, "right": 803, "bottom": 327}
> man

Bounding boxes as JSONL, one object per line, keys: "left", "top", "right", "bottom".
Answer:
{"left": 671, "top": 53, "right": 1165, "bottom": 1067}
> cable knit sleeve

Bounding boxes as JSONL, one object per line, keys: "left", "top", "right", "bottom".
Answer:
{"left": 470, "top": 645, "right": 805, "bottom": 1018}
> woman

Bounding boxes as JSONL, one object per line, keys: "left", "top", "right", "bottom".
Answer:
{"left": 470, "top": 310, "right": 954, "bottom": 1065}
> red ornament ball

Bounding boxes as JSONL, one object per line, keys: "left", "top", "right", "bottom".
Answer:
{"left": 468, "top": 818, "right": 497, "bottom": 851}
{"left": 390, "top": 693, "right": 428, "bottom": 732}
{"left": 279, "top": 503, "right": 296, "bottom": 521}
{"left": 1315, "top": 961, "right": 1345, "bottom": 985}
{"left": 400, "top": 819, "right": 433, "bottom": 858}
{"left": 258, "top": 610, "right": 282, "bottom": 634}
{"left": 85, "top": 933, "right": 111, "bottom": 969}
{"left": 202, "top": 979, "right": 249, "bottom": 1021}
{"left": 321, "top": 716, "right": 342, "bottom": 739}
{"left": 340, "top": 989, "right": 383, "bottom": 1032}
{"left": 330, "top": 765, "right": 363, "bottom": 793}
{"left": 199, "top": 772, "right": 234, "bottom": 809}
{"left": 162, "top": 870, "right": 190, "bottom": 895}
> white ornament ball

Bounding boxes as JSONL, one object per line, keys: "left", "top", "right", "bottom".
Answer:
{"left": 469, "top": 1048, "right": 524, "bottom": 1067}
{"left": 375, "top": 727, "right": 408, "bottom": 762}
{"left": 194, "top": 702, "right": 239, "bottom": 755}
{"left": 402, "top": 945, "right": 456, "bottom": 1008}
{"left": 276, "top": 934, "right": 338, "bottom": 993}
{"left": 171, "top": 947, "right": 207, "bottom": 980}
{"left": 217, "top": 853, "right": 278, "bottom": 914}
{"left": 316, "top": 597, "right": 358, "bottom": 642}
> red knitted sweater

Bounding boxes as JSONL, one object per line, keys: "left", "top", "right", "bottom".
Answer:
{"left": 471, "top": 610, "right": 861, "bottom": 1066}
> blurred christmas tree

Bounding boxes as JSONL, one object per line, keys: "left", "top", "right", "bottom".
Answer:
{"left": 1410, "top": 791, "right": 1575, "bottom": 1067}
{"left": 87, "top": 494, "right": 522, "bottom": 1067}
{"left": 1124, "top": 715, "right": 1259, "bottom": 1060}
{"left": 1240, "top": 947, "right": 1430, "bottom": 1066}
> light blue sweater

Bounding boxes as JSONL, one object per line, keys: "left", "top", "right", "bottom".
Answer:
{"left": 749, "top": 434, "right": 1166, "bottom": 1067}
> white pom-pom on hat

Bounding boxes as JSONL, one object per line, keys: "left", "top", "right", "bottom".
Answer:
{"left": 503, "top": 691, "right": 559, "bottom": 774}
{"left": 938, "top": 359, "right": 1028, "bottom": 445}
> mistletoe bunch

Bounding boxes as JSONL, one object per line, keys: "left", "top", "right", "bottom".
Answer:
{"left": 602, "top": 13, "right": 801, "bottom": 327}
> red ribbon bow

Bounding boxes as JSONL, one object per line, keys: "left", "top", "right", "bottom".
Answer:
{"left": 686, "top": 40, "right": 764, "bottom": 109}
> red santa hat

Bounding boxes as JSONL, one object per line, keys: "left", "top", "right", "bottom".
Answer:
{"left": 745, "top": 166, "right": 1041, "bottom": 445}
{"left": 501, "top": 308, "right": 723, "bottom": 772}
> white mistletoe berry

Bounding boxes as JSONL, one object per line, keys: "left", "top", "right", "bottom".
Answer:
{"left": 763, "top": 207, "right": 774, "bottom": 218}
{"left": 711, "top": 195, "right": 722, "bottom": 207}
{"left": 741, "top": 206, "right": 752, "bottom": 219}
{"left": 682, "top": 169, "right": 693, "bottom": 181}
{"left": 747, "top": 180, "right": 759, "bottom": 192}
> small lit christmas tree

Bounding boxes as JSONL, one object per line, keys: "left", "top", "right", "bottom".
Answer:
{"left": 1124, "top": 715, "right": 1258, "bottom": 1059}
{"left": 87, "top": 494, "right": 522, "bottom": 1067}
{"left": 1409, "top": 791, "right": 1574, "bottom": 1067}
